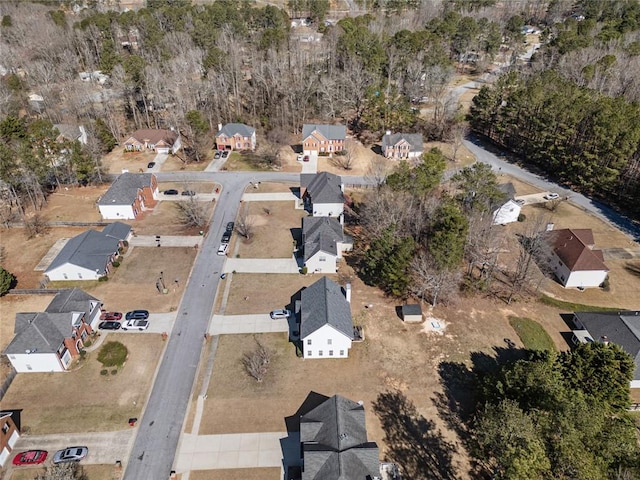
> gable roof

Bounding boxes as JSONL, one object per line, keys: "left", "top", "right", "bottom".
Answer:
{"left": 53, "top": 124, "right": 82, "bottom": 142}
{"left": 300, "top": 395, "right": 379, "bottom": 480}
{"left": 125, "top": 129, "right": 177, "bottom": 146}
{"left": 574, "top": 311, "right": 640, "bottom": 381}
{"left": 303, "top": 124, "right": 346, "bottom": 141}
{"left": 300, "top": 276, "right": 352, "bottom": 339}
{"left": 4, "top": 312, "right": 74, "bottom": 355}
{"left": 492, "top": 199, "right": 521, "bottom": 224}
{"left": 381, "top": 132, "right": 423, "bottom": 152}
{"left": 45, "top": 288, "right": 99, "bottom": 314}
{"left": 546, "top": 228, "right": 608, "bottom": 272}
{"left": 98, "top": 173, "right": 154, "bottom": 206}
{"left": 216, "top": 123, "right": 255, "bottom": 138}
{"left": 45, "top": 223, "right": 131, "bottom": 275}
{"left": 303, "top": 217, "right": 344, "bottom": 261}
{"left": 301, "top": 172, "right": 344, "bottom": 205}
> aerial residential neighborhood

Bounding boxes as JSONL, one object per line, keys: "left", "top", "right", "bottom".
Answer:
{"left": 1, "top": 1, "right": 640, "bottom": 480}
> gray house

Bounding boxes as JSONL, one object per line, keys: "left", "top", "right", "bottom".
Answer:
{"left": 45, "top": 222, "right": 131, "bottom": 281}
{"left": 302, "top": 217, "right": 351, "bottom": 274}
{"left": 300, "top": 394, "right": 379, "bottom": 479}
{"left": 381, "top": 132, "right": 423, "bottom": 159}
{"left": 301, "top": 172, "right": 345, "bottom": 219}
{"left": 300, "top": 277, "right": 353, "bottom": 359}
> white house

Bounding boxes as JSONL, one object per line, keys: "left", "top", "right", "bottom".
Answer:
{"left": 492, "top": 199, "right": 521, "bottom": 225}
{"left": 301, "top": 172, "right": 345, "bottom": 219}
{"left": 3, "top": 289, "right": 101, "bottom": 373}
{"left": 300, "top": 277, "right": 353, "bottom": 359}
{"left": 571, "top": 311, "right": 640, "bottom": 389}
{"left": 302, "top": 217, "right": 352, "bottom": 273}
{"left": 545, "top": 228, "right": 609, "bottom": 288}
{"left": 45, "top": 222, "right": 131, "bottom": 281}
{"left": 98, "top": 173, "right": 158, "bottom": 220}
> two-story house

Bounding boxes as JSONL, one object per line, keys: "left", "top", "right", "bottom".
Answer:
{"left": 98, "top": 173, "right": 158, "bottom": 220}
{"left": 302, "top": 217, "right": 352, "bottom": 274}
{"left": 302, "top": 124, "right": 346, "bottom": 155}
{"left": 301, "top": 172, "right": 345, "bottom": 219}
{"left": 381, "top": 131, "right": 423, "bottom": 159}
{"left": 215, "top": 123, "right": 256, "bottom": 151}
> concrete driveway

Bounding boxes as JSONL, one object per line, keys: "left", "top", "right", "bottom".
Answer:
{"left": 301, "top": 152, "right": 318, "bottom": 174}
{"left": 514, "top": 192, "right": 562, "bottom": 206}
{"left": 209, "top": 314, "right": 289, "bottom": 335}
{"left": 147, "top": 153, "right": 168, "bottom": 173}
{"left": 223, "top": 257, "right": 300, "bottom": 274}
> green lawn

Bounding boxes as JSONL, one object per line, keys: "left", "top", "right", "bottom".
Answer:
{"left": 508, "top": 316, "right": 557, "bottom": 351}
{"left": 538, "top": 294, "right": 621, "bottom": 312}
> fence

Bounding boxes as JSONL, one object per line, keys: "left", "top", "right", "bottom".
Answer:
{"left": 8, "top": 289, "right": 63, "bottom": 295}
{"left": 629, "top": 403, "right": 640, "bottom": 411}
{"left": 0, "top": 365, "right": 17, "bottom": 401}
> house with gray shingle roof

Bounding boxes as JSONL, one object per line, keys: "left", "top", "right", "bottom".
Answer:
{"left": 381, "top": 131, "right": 423, "bottom": 159}
{"left": 53, "top": 124, "right": 87, "bottom": 145}
{"left": 45, "top": 222, "right": 131, "bottom": 281}
{"left": 98, "top": 172, "right": 158, "bottom": 220}
{"left": 300, "top": 394, "right": 379, "bottom": 479}
{"left": 302, "top": 217, "right": 352, "bottom": 273}
{"left": 302, "top": 124, "right": 346, "bottom": 155}
{"left": 215, "top": 123, "right": 256, "bottom": 151}
{"left": 3, "top": 289, "right": 101, "bottom": 373}
{"left": 571, "top": 311, "right": 640, "bottom": 388}
{"left": 301, "top": 172, "right": 345, "bottom": 219}
{"left": 124, "top": 128, "right": 181, "bottom": 154}
{"left": 300, "top": 277, "right": 353, "bottom": 359}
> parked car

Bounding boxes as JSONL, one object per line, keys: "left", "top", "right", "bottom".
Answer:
{"left": 164, "top": 189, "right": 179, "bottom": 195}
{"left": 214, "top": 151, "right": 221, "bottom": 159}
{"left": 221, "top": 150, "right": 230, "bottom": 158}
{"left": 543, "top": 192, "right": 560, "bottom": 200}
{"left": 125, "top": 310, "right": 149, "bottom": 320}
{"left": 514, "top": 199, "right": 526, "bottom": 206}
{"left": 217, "top": 243, "right": 229, "bottom": 256}
{"left": 122, "top": 319, "right": 149, "bottom": 331}
{"left": 99, "top": 321, "right": 121, "bottom": 330}
{"left": 13, "top": 450, "right": 48, "bottom": 466}
{"left": 53, "top": 446, "right": 88, "bottom": 464}
{"left": 181, "top": 190, "right": 196, "bottom": 196}
{"left": 226, "top": 222, "right": 235, "bottom": 233}
{"left": 270, "top": 309, "right": 291, "bottom": 319}
{"left": 100, "top": 311, "right": 122, "bottom": 321}
{"left": 303, "top": 155, "right": 310, "bottom": 162}
{"left": 147, "top": 162, "right": 156, "bottom": 169}
{"left": 221, "top": 232, "right": 231, "bottom": 243}
{"left": 296, "top": 154, "right": 303, "bottom": 162}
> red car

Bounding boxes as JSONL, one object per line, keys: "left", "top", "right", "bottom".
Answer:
{"left": 100, "top": 311, "right": 122, "bottom": 321}
{"left": 303, "top": 155, "right": 310, "bottom": 162}
{"left": 13, "top": 450, "right": 48, "bottom": 466}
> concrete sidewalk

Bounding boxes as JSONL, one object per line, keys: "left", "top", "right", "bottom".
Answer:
{"left": 175, "top": 432, "right": 287, "bottom": 473}
{"left": 241, "top": 192, "right": 298, "bottom": 202}
{"left": 223, "top": 257, "right": 300, "bottom": 274}
{"left": 129, "top": 235, "right": 203, "bottom": 247}
{"left": 209, "top": 314, "right": 289, "bottom": 335}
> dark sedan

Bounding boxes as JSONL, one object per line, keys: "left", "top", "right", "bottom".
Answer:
{"left": 181, "top": 190, "right": 196, "bottom": 196}
{"left": 226, "top": 222, "right": 235, "bottom": 232}
{"left": 99, "top": 321, "right": 121, "bottom": 330}
{"left": 125, "top": 310, "right": 149, "bottom": 320}
{"left": 147, "top": 162, "right": 156, "bottom": 168}
{"left": 164, "top": 189, "right": 179, "bottom": 195}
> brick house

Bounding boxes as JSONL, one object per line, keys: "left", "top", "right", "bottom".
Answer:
{"left": 123, "top": 129, "right": 181, "bottom": 154}
{"left": 302, "top": 124, "right": 346, "bottom": 155}
{"left": 98, "top": 172, "right": 158, "bottom": 220}
{"left": 0, "top": 411, "right": 20, "bottom": 467}
{"left": 381, "top": 132, "right": 423, "bottom": 159}
{"left": 215, "top": 123, "right": 256, "bottom": 151}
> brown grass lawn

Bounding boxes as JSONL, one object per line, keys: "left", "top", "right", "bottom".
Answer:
{"left": 7, "top": 464, "right": 120, "bottom": 480}
{"left": 220, "top": 273, "right": 337, "bottom": 315}
{"left": 102, "top": 148, "right": 156, "bottom": 174}
{"left": 42, "top": 185, "right": 108, "bottom": 222}
{"left": 155, "top": 181, "right": 218, "bottom": 196}
{"left": 1, "top": 334, "right": 163, "bottom": 435}
{"left": 236, "top": 202, "right": 307, "bottom": 258}
{"left": 187, "top": 468, "right": 281, "bottom": 480}
{"left": 131, "top": 200, "right": 215, "bottom": 236}
{"left": 247, "top": 182, "right": 296, "bottom": 194}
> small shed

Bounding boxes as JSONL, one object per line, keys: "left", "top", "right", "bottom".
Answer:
{"left": 401, "top": 304, "right": 423, "bottom": 323}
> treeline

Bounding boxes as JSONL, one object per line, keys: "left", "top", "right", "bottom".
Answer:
{"left": 469, "top": 70, "right": 640, "bottom": 213}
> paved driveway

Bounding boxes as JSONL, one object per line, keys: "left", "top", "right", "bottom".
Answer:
{"left": 209, "top": 314, "right": 289, "bottom": 335}
{"left": 301, "top": 152, "right": 318, "bottom": 174}
{"left": 223, "top": 257, "right": 300, "bottom": 274}
{"left": 147, "top": 153, "right": 168, "bottom": 173}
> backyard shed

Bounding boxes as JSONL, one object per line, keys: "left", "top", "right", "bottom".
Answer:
{"left": 402, "top": 304, "right": 423, "bottom": 323}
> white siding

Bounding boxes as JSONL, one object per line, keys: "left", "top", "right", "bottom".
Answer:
{"left": 99, "top": 203, "right": 136, "bottom": 220}
{"left": 8, "top": 353, "right": 64, "bottom": 373}
{"left": 87, "top": 300, "right": 102, "bottom": 329}
{"left": 46, "top": 263, "right": 102, "bottom": 281}
{"left": 312, "top": 202, "right": 343, "bottom": 217}
{"left": 565, "top": 270, "right": 608, "bottom": 288}
{"left": 306, "top": 251, "right": 337, "bottom": 274}
{"left": 630, "top": 379, "right": 640, "bottom": 389}
{"left": 8, "top": 430, "right": 19, "bottom": 448}
{"left": 0, "top": 448, "right": 8, "bottom": 467}
{"left": 302, "top": 325, "right": 352, "bottom": 359}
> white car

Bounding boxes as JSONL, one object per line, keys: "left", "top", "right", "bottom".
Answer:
{"left": 217, "top": 243, "right": 229, "bottom": 256}
{"left": 122, "top": 319, "right": 149, "bottom": 331}
{"left": 270, "top": 309, "right": 291, "bottom": 319}
{"left": 296, "top": 154, "right": 304, "bottom": 162}
{"left": 543, "top": 193, "right": 560, "bottom": 200}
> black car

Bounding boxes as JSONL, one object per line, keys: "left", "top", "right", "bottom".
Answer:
{"left": 221, "top": 232, "right": 231, "bottom": 243}
{"left": 226, "top": 222, "right": 235, "bottom": 233}
{"left": 221, "top": 150, "right": 230, "bottom": 158}
{"left": 181, "top": 190, "right": 196, "bottom": 196}
{"left": 125, "top": 310, "right": 149, "bottom": 320}
{"left": 164, "top": 189, "right": 179, "bottom": 195}
{"left": 98, "top": 321, "right": 121, "bottom": 330}
{"left": 147, "top": 162, "right": 156, "bottom": 169}
{"left": 214, "top": 151, "right": 221, "bottom": 159}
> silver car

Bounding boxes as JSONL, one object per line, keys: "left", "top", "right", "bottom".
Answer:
{"left": 270, "top": 309, "right": 291, "bottom": 319}
{"left": 53, "top": 446, "right": 88, "bottom": 464}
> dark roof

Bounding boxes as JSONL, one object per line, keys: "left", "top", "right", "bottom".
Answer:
{"left": 546, "top": 228, "right": 608, "bottom": 272}
{"left": 46, "top": 288, "right": 99, "bottom": 314}
{"left": 300, "top": 277, "right": 353, "bottom": 339}
{"left": 45, "top": 223, "right": 130, "bottom": 275}
{"left": 216, "top": 123, "right": 255, "bottom": 137}
{"left": 303, "top": 217, "right": 344, "bottom": 261}
{"left": 98, "top": 173, "right": 154, "bottom": 206}
{"left": 497, "top": 182, "right": 516, "bottom": 199}
{"left": 402, "top": 304, "right": 422, "bottom": 316}
{"left": 302, "top": 172, "right": 344, "bottom": 205}
{"left": 126, "top": 129, "right": 177, "bottom": 146}
{"left": 303, "top": 124, "right": 346, "bottom": 141}
{"left": 574, "top": 311, "right": 640, "bottom": 381}
{"left": 300, "top": 395, "right": 379, "bottom": 480}
{"left": 381, "top": 132, "right": 423, "bottom": 152}
{"left": 4, "top": 312, "right": 73, "bottom": 354}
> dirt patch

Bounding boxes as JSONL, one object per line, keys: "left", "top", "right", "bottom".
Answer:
{"left": 236, "top": 202, "right": 307, "bottom": 258}
{"left": 1, "top": 333, "right": 163, "bottom": 434}
{"left": 188, "top": 468, "right": 281, "bottom": 480}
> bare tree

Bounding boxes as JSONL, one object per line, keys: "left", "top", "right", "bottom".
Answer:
{"left": 464, "top": 213, "right": 505, "bottom": 291}
{"left": 365, "top": 156, "right": 391, "bottom": 189}
{"left": 543, "top": 196, "right": 564, "bottom": 212}
{"left": 332, "top": 139, "right": 356, "bottom": 170}
{"left": 411, "top": 251, "right": 462, "bottom": 307}
{"left": 450, "top": 122, "right": 469, "bottom": 162}
{"left": 174, "top": 197, "right": 207, "bottom": 228}
{"left": 35, "top": 462, "right": 87, "bottom": 480}
{"left": 242, "top": 337, "right": 271, "bottom": 382}
{"left": 235, "top": 203, "right": 254, "bottom": 240}
{"left": 24, "top": 213, "right": 50, "bottom": 239}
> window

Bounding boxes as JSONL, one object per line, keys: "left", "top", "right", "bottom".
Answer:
{"left": 319, "top": 256, "right": 326, "bottom": 262}
{"left": 63, "top": 273, "right": 68, "bottom": 279}
{"left": 329, "top": 350, "right": 333, "bottom": 356}
{"left": 339, "top": 350, "right": 344, "bottom": 356}
{"left": 26, "top": 365, "right": 32, "bottom": 371}
{"left": 307, "top": 339, "right": 312, "bottom": 345}
{"left": 318, "top": 350, "right": 323, "bottom": 356}
{"left": 2, "top": 422, "right": 9, "bottom": 433}
{"left": 78, "top": 272, "right": 82, "bottom": 279}
{"left": 327, "top": 339, "right": 332, "bottom": 345}
{"left": 307, "top": 351, "right": 312, "bottom": 356}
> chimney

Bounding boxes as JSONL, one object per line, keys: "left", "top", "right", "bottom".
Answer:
{"left": 600, "top": 335, "right": 609, "bottom": 345}
{"left": 546, "top": 223, "right": 554, "bottom": 231}
{"left": 344, "top": 283, "right": 351, "bottom": 303}
{"left": 385, "top": 130, "right": 391, "bottom": 136}
{"left": 218, "top": 123, "right": 222, "bottom": 132}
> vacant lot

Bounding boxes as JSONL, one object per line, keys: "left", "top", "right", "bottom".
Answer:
{"left": 1, "top": 334, "right": 163, "bottom": 435}
{"left": 42, "top": 185, "right": 108, "bottom": 222}
{"left": 236, "top": 202, "right": 307, "bottom": 258}
{"left": 102, "top": 148, "right": 156, "bottom": 174}
{"left": 131, "top": 199, "right": 215, "bottom": 236}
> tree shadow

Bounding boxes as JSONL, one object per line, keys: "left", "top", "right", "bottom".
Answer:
{"left": 373, "top": 390, "right": 459, "bottom": 480}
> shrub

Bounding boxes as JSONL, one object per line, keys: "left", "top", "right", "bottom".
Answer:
{"left": 97, "top": 341, "right": 128, "bottom": 367}
{"left": 100, "top": 369, "right": 108, "bottom": 376}
{"left": 600, "top": 276, "right": 611, "bottom": 291}
{"left": 517, "top": 213, "right": 526, "bottom": 222}
{"left": 111, "top": 369, "right": 118, "bottom": 375}
{"left": 301, "top": 266, "right": 308, "bottom": 274}
{"left": 98, "top": 276, "right": 109, "bottom": 282}
{"left": 0, "top": 267, "right": 16, "bottom": 296}
{"left": 112, "top": 261, "right": 120, "bottom": 267}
